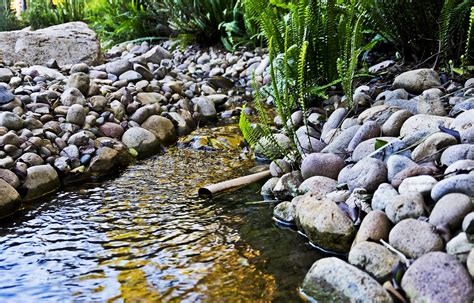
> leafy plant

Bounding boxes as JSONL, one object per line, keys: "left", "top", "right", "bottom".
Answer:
{"left": 461, "top": 6, "right": 474, "bottom": 67}
{"left": 0, "top": 3, "right": 22, "bottom": 32}
{"left": 23, "top": 0, "right": 86, "bottom": 29}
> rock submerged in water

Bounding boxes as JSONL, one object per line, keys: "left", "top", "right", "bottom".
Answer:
{"left": 301, "top": 257, "right": 393, "bottom": 302}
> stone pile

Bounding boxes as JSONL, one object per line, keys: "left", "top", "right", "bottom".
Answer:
{"left": 0, "top": 23, "right": 271, "bottom": 217}
{"left": 265, "top": 68, "right": 474, "bottom": 302}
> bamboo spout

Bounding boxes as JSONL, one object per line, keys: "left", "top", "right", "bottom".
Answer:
{"left": 198, "top": 170, "right": 271, "bottom": 198}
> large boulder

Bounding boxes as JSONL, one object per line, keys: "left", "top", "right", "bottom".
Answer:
{"left": 0, "top": 22, "right": 101, "bottom": 66}
{"left": 0, "top": 179, "right": 21, "bottom": 218}
{"left": 22, "top": 164, "right": 61, "bottom": 201}
{"left": 401, "top": 252, "right": 473, "bottom": 303}
{"left": 301, "top": 257, "right": 393, "bottom": 302}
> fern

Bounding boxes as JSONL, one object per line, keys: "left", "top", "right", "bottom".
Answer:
{"left": 462, "top": 6, "right": 474, "bottom": 67}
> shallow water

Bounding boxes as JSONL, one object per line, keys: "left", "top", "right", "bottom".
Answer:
{"left": 0, "top": 143, "right": 320, "bottom": 302}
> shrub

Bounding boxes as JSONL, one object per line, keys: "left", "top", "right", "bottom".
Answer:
{"left": 23, "top": 0, "right": 86, "bottom": 29}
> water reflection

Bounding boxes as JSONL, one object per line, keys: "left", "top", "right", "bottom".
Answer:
{"left": 0, "top": 140, "right": 319, "bottom": 302}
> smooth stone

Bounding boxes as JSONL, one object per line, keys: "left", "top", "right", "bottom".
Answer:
{"left": 110, "top": 100, "right": 125, "bottom": 120}
{"left": 389, "top": 219, "right": 443, "bottom": 259}
{"left": 393, "top": 68, "right": 441, "bottom": 94}
{"left": 99, "top": 122, "right": 124, "bottom": 139}
{"left": 295, "top": 197, "right": 355, "bottom": 253}
{"left": 321, "top": 108, "right": 347, "bottom": 139}
{"left": 261, "top": 177, "right": 279, "bottom": 198}
{"left": 385, "top": 193, "right": 425, "bottom": 224}
{"left": 295, "top": 127, "right": 326, "bottom": 155}
{"left": 54, "top": 157, "right": 70, "bottom": 173}
{"left": 192, "top": 97, "right": 217, "bottom": 119}
{"left": 254, "top": 134, "right": 292, "bottom": 160}
{"left": 301, "top": 257, "right": 392, "bottom": 302}
{"left": 0, "top": 156, "right": 14, "bottom": 169}
{"left": 300, "top": 153, "right": 345, "bottom": 180}
{"left": 429, "top": 193, "right": 472, "bottom": 230}
{"left": 105, "top": 58, "right": 132, "bottom": 76}
{"left": 351, "top": 137, "right": 398, "bottom": 162}
{"left": 0, "top": 168, "right": 20, "bottom": 188}
{"left": 141, "top": 115, "right": 177, "bottom": 145}
{"left": 88, "top": 146, "right": 132, "bottom": 174}
{"left": 0, "top": 86, "right": 15, "bottom": 104}
{"left": 269, "top": 159, "right": 292, "bottom": 177}
{"left": 130, "top": 104, "right": 159, "bottom": 124}
{"left": 440, "top": 144, "right": 474, "bottom": 166}
{"left": 67, "top": 131, "right": 91, "bottom": 146}
{"left": 348, "top": 241, "right": 400, "bottom": 282}
{"left": 461, "top": 126, "right": 474, "bottom": 143}
{"left": 357, "top": 105, "right": 399, "bottom": 125}
{"left": 468, "top": 249, "right": 474, "bottom": 278}
{"left": 121, "top": 127, "right": 160, "bottom": 159}
{"left": 412, "top": 132, "right": 457, "bottom": 163}
{"left": 446, "top": 232, "right": 473, "bottom": 262}
{"left": 431, "top": 172, "right": 474, "bottom": 201}
{"left": 119, "top": 70, "right": 142, "bottom": 82}
{"left": 387, "top": 155, "right": 418, "bottom": 182}
{"left": 353, "top": 210, "right": 391, "bottom": 246}
{"left": 136, "top": 92, "right": 166, "bottom": 104}
{"left": 384, "top": 98, "right": 418, "bottom": 114}
{"left": 67, "top": 72, "right": 90, "bottom": 95}
{"left": 381, "top": 109, "right": 413, "bottom": 136}
{"left": 338, "top": 157, "right": 387, "bottom": 192}
{"left": 371, "top": 183, "right": 399, "bottom": 211}
{"left": 401, "top": 252, "right": 473, "bottom": 303}
{"left": 22, "top": 164, "right": 61, "bottom": 201}
{"left": 417, "top": 94, "right": 447, "bottom": 116}
{"left": 399, "top": 114, "right": 453, "bottom": 137}
{"left": 445, "top": 159, "right": 474, "bottom": 176}
{"left": 451, "top": 109, "right": 474, "bottom": 133}
{"left": 398, "top": 175, "right": 437, "bottom": 197}
{"left": 18, "top": 152, "right": 44, "bottom": 167}
{"left": 392, "top": 165, "right": 438, "bottom": 188}
{"left": 60, "top": 87, "right": 86, "bottom": 106}
{"left": 0, "top": 179, "right": 20, "bottom": 217}
{"left": 272, "top": 171, "right": 304, "bottom": 201}
{"left": 321, "top": 125, "right": 360, "bottom": 157}
{"left": 298, "top": 176, "right": 337, "bottom": 197}
{"left": 273, "top": 201, "right": 295, "bottom": 223}
{"left": 347, "top": 121, "right": 381, "bottom": 152}
{"left": 0, "top": 112, "right": 23, "bottom": 130}
{"left": 66, "top": 104, "right": 86, "bottom": 126}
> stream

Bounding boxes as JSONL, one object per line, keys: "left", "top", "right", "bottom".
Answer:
{"left": 0, "top": 133, "right": 321, "bottom": 302}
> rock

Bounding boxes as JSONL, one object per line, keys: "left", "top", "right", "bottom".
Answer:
{"left": 347, "top": 121, "right": 381, "bottom": 152}
{"left": 461, "top": 126, "right": 474, "bottom": 143}
{"left": 66, "top": 104, "right": 86, "bottom": 126}
{"left": 22, "top": 164, "right": 61, "bottom": 201}
{"left": 357, "top": 105, "right": 400, "bottom": 125}
{"left": 381, "top": 109, "right": 412, "bottom": 137}
{"left": 401, "top": 252, "right": 473, "bottom": 303}
{"left": 134, "top": 45, "right": 171, "bottom": 65}
{"left": 296, "top": 197, "right": 355, "bottom": 253}
{"left": 273, "top": 201, "right": 295, "bottom": 223}
{"left": 451, "top": 109, "right": 474, "bottom": 133}
{"left": 19, "top": 152, "right": 44, "bottom": 167}
{"left": 90, "top": 96, "right": 108, "bottom": 111}
{"left": 193, "top": 97, "right": 217, "bottom": 119}
{"left": 270, "top": 159, "right": 292, "bottom": 177}
{"left": 0, "top": 112, "right": 23, "bottom": 130}
{"left": 348, "top": 241, "right": 400, "bottom": 282}
{"left": 393, "top": 68, "right": 441, "bottom": 94}
{"left": 88, "top": 146, "right": 131, "bottom": 174}
{"left": 136, "top": 92, "right": 166, "bottom": 104}
{"left": 105, "top": 58, "right": 132, "bottom": 76}
{"left": 298, "top": 176, "right": 337, "bottom": 196}
{"left": 392, "top": 165, "right": 438, "bottom": 188}
{"left": 417, "top": 94, "right": 447, "bottom": 116}
{"left": 67, "top": 72, "right": 90, "bottom": 96}
{"left": 338, "top": 157, "right": 387, "bottom": 192}
{"left": 450, "top": 99, "right": 474, "bottom": 116}
{"left": 322, "top": 125, "right": 360, "bottom": 157}
{"left": 261, "top": 177, "right": 279, "bottom": 198}
{"left": 121, "top": 127, "right": 160, "bottom": 159}
{"left": 398, "top": 175, "right": 437, "bottom": 197}
{"left": 67, "top": 131, "right": 91, "bottom": 146}
{"left": 141, "top": 115, "right": 177, "bottom": 145}
{"left": 254, "top": 134, "right": 292, "bottom": 159}
{"left": 0, "top": 179, "right": 20, "bottom": 218}
{"left": 445, "top": 159, "right": 474, "bottom": 176}
{"left": 272, "top": 171, "right": 303, "bottom": 200}
{"left": 301, "top": 257, "right": 392, "bottom": 302}
{"left": 110, "top": 100, "right": 126, "bottom": 120}
{"left": 0, "top": 169, "right": 20, "bottom": 188}
{"left": 353, "top": 210, "right": 391, "bottom": 246}
{"left": 389, "top": 219, "right": 443, "bottom": 259}
{"left": 351, "top": 137, "right": 398, "bottom": 162}
{"left": 468, "top": 250, "right": 474, "bottom": 278}
{"left": 463, "top": 212, "right": 474, "bottom": 236}
{"left": 321, "top": 108, "right": 347, "bottom": 139}
{"left": 412, "top": 132, "right": 457, "bottom": 163}
{"left": 386, "top": 155, "right": 418, "bottom": 182}
{"left": 0, "top": 86, "right": 15, "bottom": 104}
{"left": 372, "top": 183, "right": 399, "bottom": 211}
{"left": 431, "top": 172, "right": 474, "bottom": 201}
{"left": 385, "top": 98, "right": 418, "bottom": 114}
{"left": 99, "top": 122, "right": 124, "bottom": 139}
{"left": 130, "top": 104, "right": 158, "bottom": 124}
{"left": 399, "top": 114, "right": 453, "bottom": 137}
{"left": 300, "top": 153, "right": 345, "bottom": 180}
{"left": 0, "top": 22, "right": 101, "bottom": 66}
{"left": 60, "top": 88, "right": 86, "bottom": 106}
{"left": 385, "top": 193, "right": 425, "bottom": 224}
{"left": 429, "top": 193, "right": 472, "bottom": 229}
{"left": 295, "top": 126, "right": 326, "bottom": 155}
{"left": 119, "top": 70, "right": 142, "bottom": 82}
{"left": 446, "top": 232, "right": 473, "bottom": 262}
{"left": 440, "top": 144, "right": 474, "bottom": 166}
{"left": 0, "top": 68, "right": 13, "bottom": 83}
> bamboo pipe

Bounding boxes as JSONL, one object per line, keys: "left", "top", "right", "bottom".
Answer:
{"left": 198, "top": 170, "right": 271, "bottom": 198}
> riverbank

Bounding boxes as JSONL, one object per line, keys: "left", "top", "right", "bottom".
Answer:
{"left": 0, "top": 23, "right": 270, "bottom": 217}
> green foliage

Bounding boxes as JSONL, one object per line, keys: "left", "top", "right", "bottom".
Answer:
{"left": 23, "top": 0, "right": 86, "bottom": 29}
{"left": 86, "top": 0, "right": 169, "bottom": 48}
{"left": 462, "top": 6, "right": 474, "bottom": 67}
{"left": 361, "top": 0, "right": 473, "bottom": 64}
{"left": 161, "top": 0, "right": 256, "bottom": 50}
{"left": 0, "top": 6, "right": 22, "bottom": 32}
